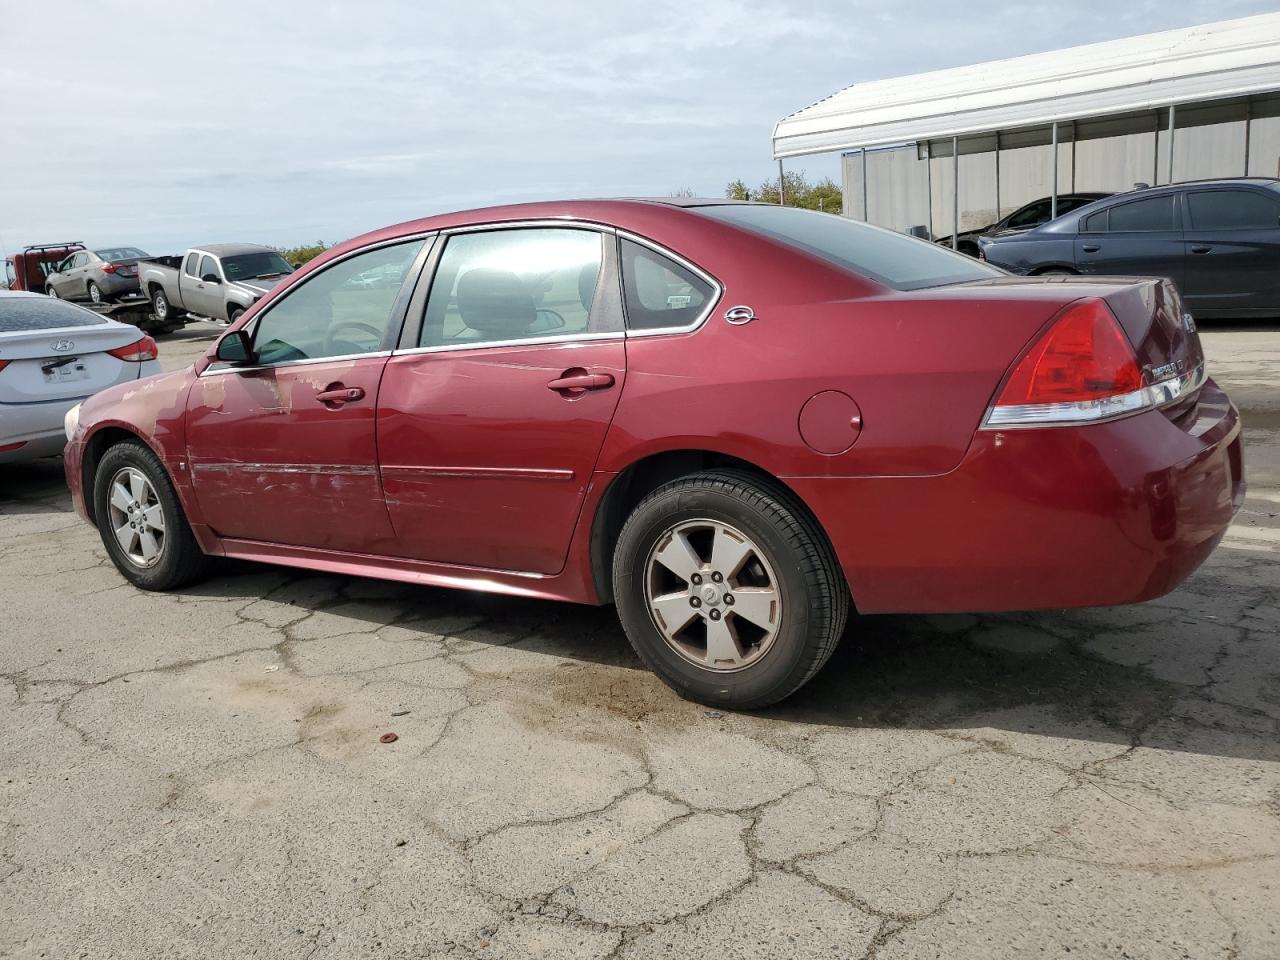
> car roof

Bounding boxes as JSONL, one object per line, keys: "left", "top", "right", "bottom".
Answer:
{"left": 193, "top": 242, "right": 279, "bottom": 257}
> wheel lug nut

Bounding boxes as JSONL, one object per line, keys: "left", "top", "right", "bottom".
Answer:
{"left": 711, "top": 572, "right": 723, "bottom": 583}
{"left": 690, "top": 597, "right": 701, "bottom": 608}
{"left": 690, "top": 573, "right": 702, "bottom": 585}
{"left": 709, "top": 609, "right": 722, "bottom": 621}
{"left": 724, "top": 594, "right": 734, "bottom": 605}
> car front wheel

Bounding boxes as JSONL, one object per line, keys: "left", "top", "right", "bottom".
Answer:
{"left": 612, "top": 470, "right": 848, "bottom": 709}
{"left": 93, "top": 440, "right": 212, "bottom": 590}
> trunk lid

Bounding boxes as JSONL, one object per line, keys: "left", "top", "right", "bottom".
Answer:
{"left": 0, "top": 299, "right": 143, "bottom": 403}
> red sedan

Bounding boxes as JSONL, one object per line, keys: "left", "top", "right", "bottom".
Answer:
{"left": 63, "top": 200, "right": 1245, "bottom": 708}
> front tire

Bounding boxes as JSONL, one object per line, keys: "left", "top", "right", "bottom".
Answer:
{"left": 226, "top": 307, "right": 244, "bottom": 327}
{"left": 46, "top": 285, "right": 60, "bottom": 299}
{"left": 612, "top": 470, "right": 848, "bottom": 709}
{"left": 93, "top": 440, "right": 212, "bottom": 590}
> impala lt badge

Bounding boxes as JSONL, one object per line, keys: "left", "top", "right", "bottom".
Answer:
{"left": 1182, "top": 312, "right": 1197, "bottom": 333}
{"left": 724, "top": 305, "right": 756, "bottom": 325}
{"left": 50, "top": 339, "right": 75, "bottom": 353}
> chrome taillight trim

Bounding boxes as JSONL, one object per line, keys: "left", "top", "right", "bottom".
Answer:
{"left": 982, "top": 362, "right": 1206, "bottom": 428}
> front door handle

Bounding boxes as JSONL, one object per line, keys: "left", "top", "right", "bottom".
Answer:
{"left": 1081, "top": 244, "right": 1101, "bottom": 253}
{"left": 1190, "top": 245, "right": 1212, "bottom": 254}
{"left": 316, "top": 385, "right": 365, "bottom": 406}
{"left": 547, "top": 369, "right": 615, "bottom": 394}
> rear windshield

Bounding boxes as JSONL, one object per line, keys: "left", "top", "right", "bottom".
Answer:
{"left": 696, "top": 205, "right": 1002, "bottom": 290}
{"left": 0, "top": 297, "right": 108, "bottom": 332}
{"left": 95, "top": 247, "right": 149, "bottom": 261}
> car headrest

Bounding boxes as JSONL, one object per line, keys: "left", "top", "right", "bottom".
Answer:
{"left": 457, "top": 268, "right": 535, "bottom": 337}
{"left": 578, "top": 262, "right": 600, "bottom": 311}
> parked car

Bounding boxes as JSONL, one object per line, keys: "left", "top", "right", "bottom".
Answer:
{"left": 4, "top": 242, "right": 86, "bottom": 294}
{"left": 45, "top": 247, "right": 150, "bottom": 304}
{"left": 136, "top": 244, "right": 295, "bottom": 326}
{"left": 937, "top": 193, "right": 1110, "bottom": 256}
{"left": 979, "top": 178, "right": 1280, "bottom": 318}
{"left": 63, "top": 199, "right": 1242, "bottom": 708}
{"left": 0, "top": 291, "right": 159, "bottom": 463}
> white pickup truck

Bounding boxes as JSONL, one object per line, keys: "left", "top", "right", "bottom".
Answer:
{"left": 136, "top": 243, "right": 295, "bottom": 326}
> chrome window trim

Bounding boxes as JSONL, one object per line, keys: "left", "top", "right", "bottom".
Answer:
{"left": 392, "top": 331, "right": 624, "bottom": 358}
{"left": 982, "top": 362, "right": 1206, "bottom": 428}
{"left": 615, "top": 229, "right": 723, "bottom": 338}
{"left": 200, "top": 350, "right": 393, "bottom": 377}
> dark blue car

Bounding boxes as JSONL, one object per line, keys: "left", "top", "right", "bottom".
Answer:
{"left": 979, "top": 178, "right": 1280, "bottom": 319}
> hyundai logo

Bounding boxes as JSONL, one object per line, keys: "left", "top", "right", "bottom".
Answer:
{"left": 49, "top": 339, "right": 75, "bottom": 353}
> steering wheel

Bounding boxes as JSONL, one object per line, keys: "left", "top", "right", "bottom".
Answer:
{"left": 324, "top": 320, "right": 385, "bottom": 354}
{"left": 532, "top": 308, "right": 565, "bottom": 332}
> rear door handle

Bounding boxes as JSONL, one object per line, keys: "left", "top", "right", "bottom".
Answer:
{"left": 547, "top": 371, "right": 615, "bottom": 394}
{"left": 1081, "top": 244, "right": 1101, "bottom": 253}
{"left": 316, "top": 385, "right": 365, "bottom": 405}
{"left": 1190, "top": 245, "right": 1212, "bottom": 254}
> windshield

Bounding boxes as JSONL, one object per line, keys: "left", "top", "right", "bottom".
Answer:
{"left": 696, "top": 204, "right": 1002, "bottom": 290}
{"left": 222, "top": 251, "right": 294, "bottom": 282}
{"left": 95, "top": 247, "right": 149, "bottom": 262}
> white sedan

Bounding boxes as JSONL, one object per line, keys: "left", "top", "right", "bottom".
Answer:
{"left": 0, "top": 291, "right": 160, "bottom": 463}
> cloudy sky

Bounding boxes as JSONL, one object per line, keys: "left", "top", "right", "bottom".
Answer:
{"left": 0, "top": 0, "right": 1272, "bottom": 253}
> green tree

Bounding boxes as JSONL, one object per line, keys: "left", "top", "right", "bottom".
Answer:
{"left": 725, "top": 171, "right": 842, "bottom": 213}
{"left": 276, "top": 241, "right": 330, "bottom": 267}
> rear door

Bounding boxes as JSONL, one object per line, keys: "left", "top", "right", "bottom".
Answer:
{"left": 1074, "top": 192, "right": 1184, "bottom": 289}
{"left": 185, "top": 238, "right": 428, "bottom": 552}
{"left": 1181, "top": 187, "right": 1280, "bottom": 316}
{"left": 376, "top": 224, "right": 626, "bottom": 575}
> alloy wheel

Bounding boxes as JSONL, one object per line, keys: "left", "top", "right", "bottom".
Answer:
{"left": 107, "top": 467, "right": 166, "bottom": 568}
{"left": 644, "top": 518, "right": 782, "bottom": 672}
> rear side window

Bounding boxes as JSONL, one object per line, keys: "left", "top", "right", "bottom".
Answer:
{"left": 620, "top": 239, "right": 715, "bottom": 330}
{"left": 696, "top": 204, "right": 1001, "bottom": 291}
{"left": 183, "top": 253, "right": 199, "bottom": 277}
{"left": 1187, "top": 190, "right": 1280, "bottom": 230}
{"left": 1082, "top": 210, "right": 1108, "bottom": 232}
{"left": 0, "top": 297, "right": 108, "bottom": 332}
{"left": 1106, "top": 195, "right": 1175, "bottom": 232}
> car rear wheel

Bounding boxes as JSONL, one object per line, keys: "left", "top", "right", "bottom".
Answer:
{"left": 150, "top": 288, "right": 184, "bottom": 323}
{"left": 87, "top": 281, "right": 104, "bottom": 304}
{"left": 612, "top": 470, "right": 848, "bottom": 709}
{"left": 93, "top": 440, "right": 212, "bottom": 591}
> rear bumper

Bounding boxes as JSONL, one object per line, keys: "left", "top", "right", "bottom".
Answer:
{"left": 789, "top": 378, "right": 1244, "bottom": 614}
{"left": 1, "top": 396, "right": 82, "bottom": 463}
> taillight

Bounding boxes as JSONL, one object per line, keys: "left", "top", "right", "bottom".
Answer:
{"left": 0, "top": 359, "right": 9, "bottom": 372}
{"left": 985, "top": 298, "right": 1200, "bottom": 427}
{"left": 101, "top": 262, "right": 118, "bottom": 273}
{"left": 108, "top": 334, "right": 158, "bottom": 362}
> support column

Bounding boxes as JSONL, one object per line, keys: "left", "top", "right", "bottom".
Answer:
{"left": 778, "top": 159, "right": 785, "bottom": 205}
{"left": 925, "top": 141, "right": 934, "bottom": 239}
{"left": 1244, "top": 99, "right": 1253, "bottom": 176}
{"left": 994, "top": 132, "right": 1001, "bottom": 219}
{"left": 861, "top": 147, "right": 869, "bottom": 223}
{"left": 1051, "top": 121, "right": 1059, "bottom": 219}
{"left": 952, "top": 135, "right": 959, "bottom": 250}
{"left": 1167, "top": 103, "right": 1177, "bottom": 185}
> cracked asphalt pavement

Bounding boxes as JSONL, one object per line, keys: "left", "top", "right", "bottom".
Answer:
{"left": 2, "top": 321, "right": 1278, "bottom": 959}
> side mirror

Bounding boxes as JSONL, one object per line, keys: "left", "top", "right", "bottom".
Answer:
{"left": 215, "top": 330, "right": 253, "bottom": 365}
{"left": 201, "top": 273, "right": 221, "bottom": 284}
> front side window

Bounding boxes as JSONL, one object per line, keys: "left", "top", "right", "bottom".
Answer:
{"left": 420, "top": 228, "right": 604, "bottom": 348}
{"left": 619, "top": 239, "right": 714, "bottom": 330}
{"left": 1187, "top": 189, "right": 1280, "bottom": 230}
{"left": 1106, "top": 195, "right": 1175, "bottom": 232}
{"left": 198, "top": 255, "right": 220, "bottom": 281}
{"left": 252, "top": 240, "right": 425, "bottom": 365}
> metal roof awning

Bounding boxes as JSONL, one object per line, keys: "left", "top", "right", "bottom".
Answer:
{"left": 773, "top": 13, "right": 1280, "bottom": 159}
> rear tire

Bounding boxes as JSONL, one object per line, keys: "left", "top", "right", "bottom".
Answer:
{"left": 150, "top": 288, "right": 185, "bottom": 324}
{"left": 1038, "top": 268, "right": 1077, "bottom": 276}
{"left": 612, "top": 470, "right": 848, "bottom": 709}
{"left": 93, "top": 440, "right": 213, "bottom": 591}
{"left": 87, "top": 281, "right": 105, "bottom": 304}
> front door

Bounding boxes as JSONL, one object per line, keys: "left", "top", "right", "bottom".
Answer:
{"left": 1074, "top": 192, "right": 1184, "bottom": 290}
{"left": 376, "top": 225, "right": 626, "bottom": 575}
{"left": 185, "top": 237, "right": 429, "bottom": 552}
{"left": 1181, "top": 187, "right": 1280, "bottom": 316}
{"left": 184, "top": 253, "right": 226, "bottom": 319}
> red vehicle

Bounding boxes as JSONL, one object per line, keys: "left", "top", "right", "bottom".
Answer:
{"left": 63, "top": 200, "right": 1244, "bottom": 708}
{"left": 4, "top": 242, "right": 85, "bottom": 293}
